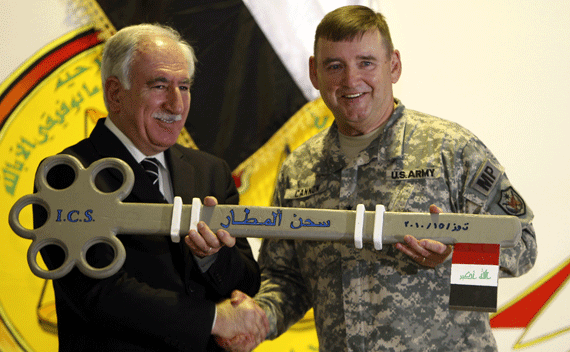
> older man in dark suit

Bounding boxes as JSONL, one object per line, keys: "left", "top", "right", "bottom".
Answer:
{"left": 34, "top": 23, "right": 267, "bottom": 352}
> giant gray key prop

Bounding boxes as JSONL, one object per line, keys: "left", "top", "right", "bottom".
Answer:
{"left": 9, "top": 154, "right": 521, "bottom": 280}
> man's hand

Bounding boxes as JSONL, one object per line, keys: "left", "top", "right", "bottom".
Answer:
{"left": 395, "top": 204, "right": 453, "bottom": 268}
{"left": 213, "top": 290, "right": 269, "bottom": 352}
{"left": 184, "top": 196, "right": 236, "bottom": 257}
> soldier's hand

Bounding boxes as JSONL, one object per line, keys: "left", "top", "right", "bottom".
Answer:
{"left": 394, "top": 205, "right": 452, "bottom": 267}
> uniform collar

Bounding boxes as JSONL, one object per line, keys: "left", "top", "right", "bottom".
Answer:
{"left": 321, "top": 98, "right": 407, "bottom": 173}
{"left": 382, "top": 98, "right": 407, "bottom": 160}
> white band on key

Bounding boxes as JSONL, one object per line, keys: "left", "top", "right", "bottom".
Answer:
{"left": 354, "top": 204, "right": 365, "bottom": 249}
{"left": 190, "top": 197, "right": 202, "bottom": 233}
{"left": 170, "top": 196, "right": 183, "bottom": 243}
{"left": 373, "top": 204, "right": 385, "bottom": 250}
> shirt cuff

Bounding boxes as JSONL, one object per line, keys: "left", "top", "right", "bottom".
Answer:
{"left": 212, "top": 304, "right": 217, "bottom": 331}
{"left": 193, "top": 253, "right": 218, "bottom": 273}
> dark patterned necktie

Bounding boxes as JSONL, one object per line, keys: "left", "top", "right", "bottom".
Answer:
{"left": 140, "top": 158, "right": 160, "bottom": 189}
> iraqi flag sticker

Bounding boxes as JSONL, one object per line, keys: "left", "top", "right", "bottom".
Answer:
{"left": 449, "top": 243, "right": 500, "bottom": 312}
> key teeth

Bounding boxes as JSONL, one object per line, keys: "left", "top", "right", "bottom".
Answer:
{"left": 373, "top": 204, "right": 385, "bottom": 250}
{"left": 354, "top": 204, "right": 365, "bottom": 249}
{"left": 170, "top": 196, "right": 183, "bottom": 243}
{"left": 190, "top": 197, "right": 202, "bottom": 233}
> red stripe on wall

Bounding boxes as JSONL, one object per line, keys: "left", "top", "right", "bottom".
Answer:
{"left": 0, "top": 30, "right": 102, "bottom": 126}
{"left": 490, "top": 257, "right": 570, "bottom": 328}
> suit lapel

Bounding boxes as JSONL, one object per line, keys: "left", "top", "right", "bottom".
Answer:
{"left": 165, "top": 146, "right": 197, "bottom": 274}
{"left": 89, "top": 119, "right": 164, "bottom": 203}
{"left": 166, "top": 146, "right": 196, "bottom": 204}
{"left": 89, "top": 119, "right": 189, "bottom": 277}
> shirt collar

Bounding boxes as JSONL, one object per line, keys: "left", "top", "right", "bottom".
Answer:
{"left": 104, "top": 118, "right": 167, "bottom": 168}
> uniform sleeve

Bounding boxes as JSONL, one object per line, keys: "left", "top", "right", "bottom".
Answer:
{"left": 459, "top": 138, "right": 537, "bottom": 278}
{"left": 254, "top": 170, "right": 313, "bottom": 339}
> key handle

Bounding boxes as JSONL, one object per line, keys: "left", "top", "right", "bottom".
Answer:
{"left": 9, "top": 155, "right": 134, "bottom": 279}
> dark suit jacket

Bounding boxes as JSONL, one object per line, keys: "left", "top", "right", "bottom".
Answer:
{"left": 35, "top": 119, "right": 260, "bottom": 351}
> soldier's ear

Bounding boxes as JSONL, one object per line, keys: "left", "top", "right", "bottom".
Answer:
{"left": 309, "top": 56, "right": 319, "bottom": 90}
{"left": 390, "top": 50, "right": 402, "bottom": 83}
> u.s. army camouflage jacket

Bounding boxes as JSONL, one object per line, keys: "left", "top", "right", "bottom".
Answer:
{"left": 255, "top": 100, "right": 537, "bottom": 352}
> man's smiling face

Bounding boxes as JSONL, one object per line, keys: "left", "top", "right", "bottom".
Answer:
{"left": 109, "top": 35, "right": 192, "bottom": 155}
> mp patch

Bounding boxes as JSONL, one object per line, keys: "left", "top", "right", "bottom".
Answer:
{"left": 472, "top": 159, "right": 502, "bottom": 196}
{"left": 498, "top": 187, "right": 526, "bottom": 216}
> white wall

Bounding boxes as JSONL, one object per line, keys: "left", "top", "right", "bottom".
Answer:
{"left": 381, "top": 2, "right": 570, "bottom": 350}
{"left": 0, "top": 0, "right": 87, "bottom": 82}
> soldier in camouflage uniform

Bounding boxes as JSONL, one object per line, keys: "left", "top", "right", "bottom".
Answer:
{"left": 253, "top": 5, "right": 537, "bottom": 352}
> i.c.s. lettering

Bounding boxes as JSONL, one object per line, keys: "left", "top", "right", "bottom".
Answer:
{"left": 55, "top": 209, "right": 94, "bottom": 223}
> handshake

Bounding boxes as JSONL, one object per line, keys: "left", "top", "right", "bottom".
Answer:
{"left": 212, "top": 290, "right": 269, "bottom": 352}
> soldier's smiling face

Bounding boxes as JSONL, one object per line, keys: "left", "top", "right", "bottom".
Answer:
{"left": 309, "top": 28, "right": 401, "bottom": 136}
